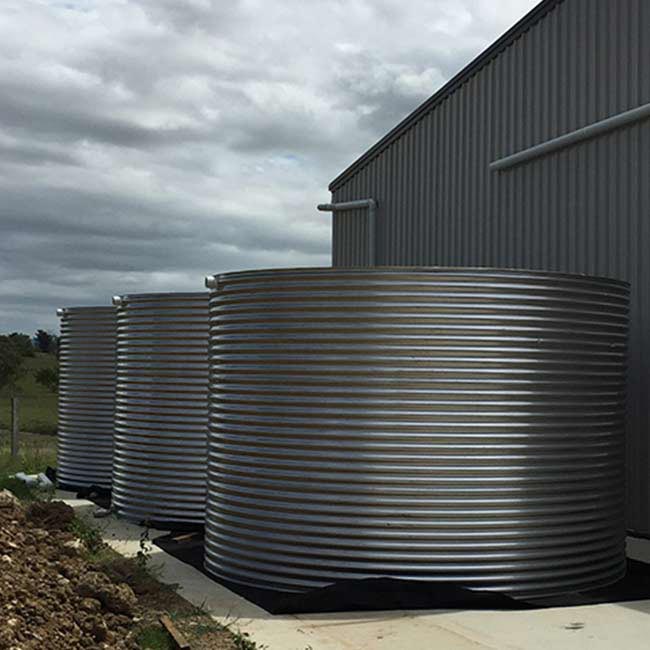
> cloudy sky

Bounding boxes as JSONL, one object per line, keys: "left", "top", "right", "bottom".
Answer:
{"left": 0, "top": 0, "right": 538, "bottom": 334}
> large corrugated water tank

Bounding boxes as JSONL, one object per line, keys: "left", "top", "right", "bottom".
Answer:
{"left": 112, "top": 292, "right": 209, "bottom": 525}
{"left": 57, "top": 306, "right": 117, "bottom": 489}
{"left": 203, "top": 267, "right": 629, "bottom": 598}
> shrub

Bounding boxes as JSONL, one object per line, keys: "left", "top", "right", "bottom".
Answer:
{"left": 35, "top": 367, "right": 59, "bottom": 393}
{"left": 0, "top": 336, "right": 22, "bottom": 391}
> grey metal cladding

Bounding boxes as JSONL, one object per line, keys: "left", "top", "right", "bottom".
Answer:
{"left": 329, "top": 0, "right": 650, "bottom": 535}
{"left": 57, "top": 306, "right": 117, "bottom": 489}
{"left": 112, "top": 292, "right": 210, "bottom": 525}
{"left": 204, "top": 267, "right": 628, "bottom": 597}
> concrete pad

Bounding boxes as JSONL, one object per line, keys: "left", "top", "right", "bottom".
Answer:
{"left": 59, "top": 491, "right": 650, "bottom": 650}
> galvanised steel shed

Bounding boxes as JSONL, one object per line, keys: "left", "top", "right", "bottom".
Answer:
{"left": 326, "top": 0, "right": 650, "bottom": 536}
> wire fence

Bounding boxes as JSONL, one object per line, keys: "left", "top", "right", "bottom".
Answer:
{"left": 0, "top": 393, "right": 58, "bottom": 436}
{"left": 0, "top": 395, "right": 57, "bottom": 472}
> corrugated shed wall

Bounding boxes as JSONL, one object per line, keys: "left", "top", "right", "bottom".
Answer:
{"left": 330, "top": 0, "right": 650, "bottom": 535}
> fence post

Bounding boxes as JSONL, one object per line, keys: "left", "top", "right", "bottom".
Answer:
{"left": 10, "top": 396, "right": 19, "bottom": 458}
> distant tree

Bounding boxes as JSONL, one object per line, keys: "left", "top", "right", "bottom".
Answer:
{"left": 50, "top": 334, "right": 60, "bottom": 358}
{"left": 8, "top": 332, "right": 35, "bottom": 357}
{"left": 35, "top": 366, "right": 59, "bottom": 393}
{"left": 0, "top": 335, "right": 23, "bottom": 391}
{"left": 34, "top": 329, "right": 56, "bottom": 354}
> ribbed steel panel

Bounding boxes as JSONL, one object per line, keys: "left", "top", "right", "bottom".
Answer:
{"left": 204, "top": 267, "right": 629, "bottom": 597}
{"left": 330, "top": 0, "right": 650, "bottom": 536}
{"left": 112, "top": 292, "right": 209, "bottom": 525}
{"left": 57, "top": 306, "right": 116, "bottom": 489}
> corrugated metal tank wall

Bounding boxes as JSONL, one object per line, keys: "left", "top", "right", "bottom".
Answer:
{"left": 57, "top": 306, "right": 116, "bottom": 489}
{"left": 112, "top": 292, "right": 209, "bottom": 525}
{"left": 330, "top": 0, "right": 650, "bottom": 535}
{"left": 204, "top": 267, "right": 629, "bottom": 597}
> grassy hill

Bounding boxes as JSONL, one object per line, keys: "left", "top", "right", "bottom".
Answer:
{"left": 0, "top": 353, "right": 58, "bottom": 435}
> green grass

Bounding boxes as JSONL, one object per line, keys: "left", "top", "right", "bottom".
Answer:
{"left": 232, "top": 630, "right": 267, "bottom": 650}
{"left": 0, "top": 354, "right": 58, "bottom": 491}
{"left": 0, "top": 475, "right": 54, "bottom": 501}
{"left": 69, "top": 514, "right": 105, "bottom": 555}
{"left": 0, "top": 476, "right": 41, "bottom": 500}
{"left": 135, "top": 626, "right": 174, "bottom": 650}
{"left": 0, "top": 431, "right": 57, "bottom": 474}
{"left": 0, "top": 352, "right": 58, "bottom": 434}
{"left": 0, "top": 431, "right": 57, "bottom": 497}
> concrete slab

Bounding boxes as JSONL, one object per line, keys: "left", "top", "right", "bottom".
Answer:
{"left": 59, "top": 491, "right": 650, "bottom": 650}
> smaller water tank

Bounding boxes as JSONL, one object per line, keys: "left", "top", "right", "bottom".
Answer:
{"left": 112, "top": 292, "right": 209, "bottom": 526}
{"left": 57, "top": 306, "right": 117, "bottom": 489}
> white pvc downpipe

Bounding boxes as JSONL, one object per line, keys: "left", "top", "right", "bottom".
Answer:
{"left": 318, "top": 199, "right": 377, "bottom": 266}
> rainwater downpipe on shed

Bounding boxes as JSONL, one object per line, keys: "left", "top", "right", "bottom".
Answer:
{"left": 318, "top": 199, "right": 377, "bottom": 266}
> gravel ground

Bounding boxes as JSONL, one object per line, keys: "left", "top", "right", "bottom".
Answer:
{"left": 0, "top": 491, "right": 138, "bottom": 649}
{"left": 0, "top": 489, "right": 256, "bottom": 650}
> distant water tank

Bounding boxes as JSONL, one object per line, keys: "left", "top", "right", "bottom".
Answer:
{"left": 203, "top": 267, "right": 629, "bottom": 597}
{"left": 57, "top": 306, "right": 116, "bottom": 489}
{"left": 112, "top": 292, "right": 209, "bottom": 525}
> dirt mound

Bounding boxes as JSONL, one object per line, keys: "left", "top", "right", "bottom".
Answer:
{"left": 25, "top": 500, "right": 75, "bottom": 531}
{"left": 76, "top": 570, "right": 138, "bottom": 615}
{"left": 0, "top": 498, "right": 137, "bottom": 649}
{"left": 0, "top": 489, "right": 20, "bottom": 509}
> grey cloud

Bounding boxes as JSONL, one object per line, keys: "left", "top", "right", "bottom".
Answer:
{"left": 0, "top": 141, "right": 80, "bottom": 167}
{"left": 0, "top": 81, "right": 207, "bottom": 149}
{"left": 332, "top": 58, "right": 437, "bottom": 135}
{"left": 0, "top": 0, "right": 537, "bottom": 333}
{"left": 137, "top": 0, "right": 245, "bottom": 33}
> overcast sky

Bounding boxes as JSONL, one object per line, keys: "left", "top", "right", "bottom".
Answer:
{"left": 0, "top": 0, "right": 538, "bottom": 334}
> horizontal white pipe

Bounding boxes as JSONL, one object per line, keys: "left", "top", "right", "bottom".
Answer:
{"left": 490, "top": 101, "right": 650, "bottom": 172}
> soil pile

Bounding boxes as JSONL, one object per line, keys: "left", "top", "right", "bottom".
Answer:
{"left": 0, "top": 491, "right": 138, "bottom": 649}
{"left": 25, "top": 500, "right": 75, "bottom": 531}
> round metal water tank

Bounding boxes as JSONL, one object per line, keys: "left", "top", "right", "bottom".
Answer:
{"left": 203, "top": 267, "right": 629, "bottom": 597}
{"left": 112, "top": 292, "right": 209, "bottom": 525}
{"left": 57, "top": 306, "right": 116, "bottom": 489}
